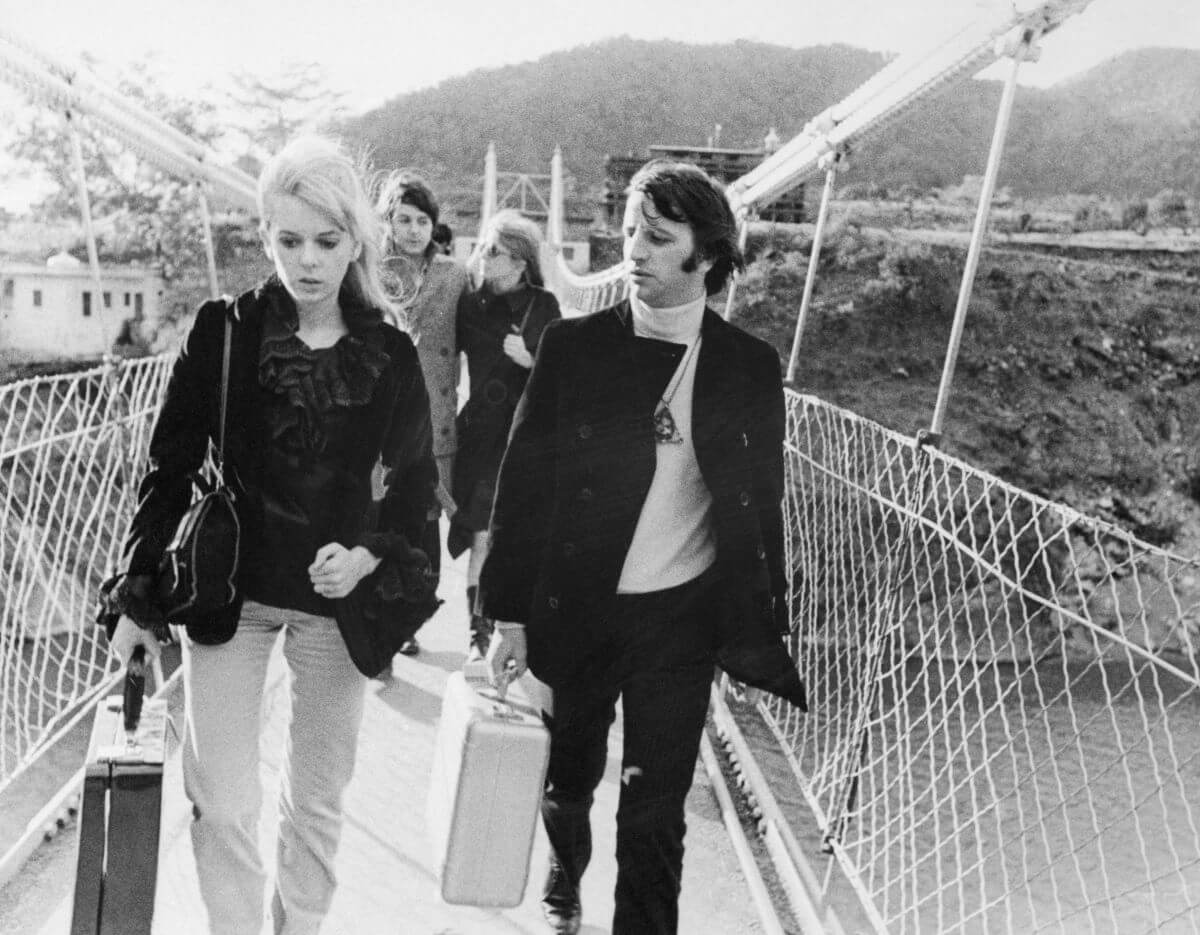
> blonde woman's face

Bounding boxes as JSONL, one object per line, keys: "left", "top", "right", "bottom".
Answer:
{"left": 261, "top": 194, "right": 359, "bottom": 315}
{"left": 479, "top": 235, "right": 526, "bottom": 290}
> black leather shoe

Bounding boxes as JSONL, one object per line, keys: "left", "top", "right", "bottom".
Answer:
{"left": 541, "top": 859, "right": 581, "bottom": 934}
{"left": 397, "top": 638, "right": 419, "bottom": 656}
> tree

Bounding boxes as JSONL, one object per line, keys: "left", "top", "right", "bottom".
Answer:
{"left": 6, "top": 55, "right": 236, "bottom": 280}
{"left": 224, "top": 63, "right": 350, "bottom": 169}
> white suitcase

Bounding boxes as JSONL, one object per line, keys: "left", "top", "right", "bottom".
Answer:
{"left": 427, "top": 670, "right": 552, "bottom": 907}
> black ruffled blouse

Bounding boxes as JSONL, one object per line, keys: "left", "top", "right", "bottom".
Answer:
{"left": 105, "top": 276, "right": 440, "bottom": 651}
{"left": 234, "top": 281, "right": 394, "bottom": 616}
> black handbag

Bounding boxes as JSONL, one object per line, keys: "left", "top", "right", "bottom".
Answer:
{"left": 157, "top": 308, "right": 242, "bottom": 638}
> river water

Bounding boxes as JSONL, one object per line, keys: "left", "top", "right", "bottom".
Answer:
{"left": 745, "top": 651, "right": 1200, "bottom": 934}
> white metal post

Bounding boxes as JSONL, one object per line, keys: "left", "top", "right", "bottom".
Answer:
{"left": 721, "top": 210, "right": 754, "bottom": 321}
{"left": 196, "top": 184, "right": 221, "bottom": 298}
{"left": 548, "top": 145, "right": 564, "bottom": 250}
{"left": 65, "top": 110, "right": 111, "bottom": 353}
{"left": 929, "top": 30, "right": 1034, "bottom": 438}
{"left": 785, "top": 151, "right": 842, "bottom": 383}
{"left": 481, "top": 142, "right": 498, "bottom": 230}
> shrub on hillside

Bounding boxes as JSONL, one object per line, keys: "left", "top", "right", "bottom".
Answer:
{"left": 1150, "top": 189, "right": 1191, "bottom": 232}
{"left": 839, "top": 181, "right": 889, "bottom": 201}
{"left": 1072, "top": 201, "right": 1117, "bottom": 233}
{"left": 1120, "top": 199, "right": 1150, "bottom": 234}
{"left": 856, "top": 241, "right": 958, "bottom": 320}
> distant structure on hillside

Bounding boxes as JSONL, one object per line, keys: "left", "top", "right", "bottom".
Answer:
{"left": 0, "top": 252, "right": 163, "bottom": 360}
{"left": 602, "top": 127, "right": 809, "bottom": 226}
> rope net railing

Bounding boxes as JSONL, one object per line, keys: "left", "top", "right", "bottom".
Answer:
{"left": 769, "top": 390, "right": 1200, "bottom": 934}
{"left": 0, "top": 355, "right": 174, "bottom": 794}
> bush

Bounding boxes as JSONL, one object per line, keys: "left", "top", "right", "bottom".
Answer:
{"left": 857, "top": 241, "right": 958, "bottom": 320}
{"left": 1120, "top": 200, "right": 1149, "bottom": 234}
{"left": 1150, "top": 189, "right": 1191, "bottom": 232}
{"left": 1072, "top": 201, "right": 1116, "bottom": 233}
{"left": 839, "top": 181, "right": 889, "bottom": 201}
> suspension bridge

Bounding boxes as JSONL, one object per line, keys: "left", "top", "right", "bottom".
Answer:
{"left": 3, "top": 1, "right": 1199, "bottom": 932}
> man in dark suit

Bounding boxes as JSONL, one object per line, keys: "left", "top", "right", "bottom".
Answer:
{"left": 480, "top": 160, "right": 806, "bottom": 935}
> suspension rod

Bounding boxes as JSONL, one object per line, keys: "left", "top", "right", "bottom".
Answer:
{"left": 196, "top": 185, "right": 221, "bottom": 299}
{"left": 65, "top": 110, "right": 111, "bottom": 354}
{"left": 786, "top": 153, "right": 841, "bottom": 383}
{"left": 928, "top": 31, "right": 1033, "bottom": 438}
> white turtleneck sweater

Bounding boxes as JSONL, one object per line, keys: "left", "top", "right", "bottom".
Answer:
{"left": 617, "top": 294, "right": 718, "bottom": 593}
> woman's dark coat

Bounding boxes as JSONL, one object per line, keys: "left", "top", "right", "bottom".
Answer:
{"left": 113, "top": 282, "right": 439, "bottom": 670}
{"left": 450, "top": 283, "right": 560, "bottom": 553}
{"left": 477, "top": 301, "right": 806, "bottom": 708}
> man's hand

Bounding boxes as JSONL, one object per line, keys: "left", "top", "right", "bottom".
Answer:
{"left": 109, "top": 615, "right": 162, "bottom": 667}
{"left": 309, "top": 544, "right": 381, "bottom": 599}
{"left": 486, "top": 621, "right": 528, "bottom": 693}
{"left": 502, "top": 334, "right": 533, "bottom": 369}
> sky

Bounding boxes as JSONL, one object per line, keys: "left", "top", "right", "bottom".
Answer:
{"left": 3, "top": 0, "right": 1197, "bottom": 111}
{"left": 1, "top": 0, "right": 1197, "bottom": 209}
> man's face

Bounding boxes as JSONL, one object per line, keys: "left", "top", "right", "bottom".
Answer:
{"left": 390, "top": 203, "right": 434, "bottom": 258}
{"left": 622, "top": 191, "right": 711, "bottom": 309}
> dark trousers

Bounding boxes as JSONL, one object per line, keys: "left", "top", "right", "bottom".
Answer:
{"left": 540, "top": 570, "right": 719, "bottom": 935}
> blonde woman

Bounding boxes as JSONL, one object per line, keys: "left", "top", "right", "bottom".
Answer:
{"left": 450, "top": 209, "right": 560, "bottom": 658}
{"left": 105, "top": 136, "right": 438, "bottom": 935}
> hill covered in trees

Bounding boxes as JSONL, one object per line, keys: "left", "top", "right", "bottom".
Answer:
{"left": 344, "top": 37, "right": 1200, "bottom": 200}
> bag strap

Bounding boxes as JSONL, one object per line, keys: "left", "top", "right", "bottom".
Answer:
{"left": 217, "top": 299, "right": 234, "bottom": 465}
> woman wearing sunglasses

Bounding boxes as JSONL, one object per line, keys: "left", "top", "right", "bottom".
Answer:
{"left": 451, "top": 209, "right": 560, "bottom": 659}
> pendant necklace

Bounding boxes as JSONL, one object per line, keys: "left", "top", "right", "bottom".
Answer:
{"left": 653, "top": 337, "right": 700, "bottom": 445}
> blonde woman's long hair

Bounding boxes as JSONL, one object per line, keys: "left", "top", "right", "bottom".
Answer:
{"left": 257, "top": 136, "right": 398, "bottom": 326}
{"left": 470, "top": 209, "right": 545, "bottom": 289}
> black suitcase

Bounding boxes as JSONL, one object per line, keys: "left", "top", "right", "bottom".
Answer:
{"left": 70, "top": 647, "right": 168, "bottom": 935}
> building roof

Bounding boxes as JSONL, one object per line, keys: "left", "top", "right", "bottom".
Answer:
{"left": 0, "top": 258, "right": 163, "bottom": 281}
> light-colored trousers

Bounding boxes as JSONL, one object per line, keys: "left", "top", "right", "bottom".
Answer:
{"left": 181, "top": 600, "right": 366, "bottom": 935}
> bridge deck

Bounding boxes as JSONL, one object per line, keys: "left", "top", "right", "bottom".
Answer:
{"left": 0, "top": 550, "right": 770, "bottom": 935}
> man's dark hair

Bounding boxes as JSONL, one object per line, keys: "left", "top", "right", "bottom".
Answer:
{"left": 378, "top": 170, "right": 440, "bottom": 227}
{"left": 431, "top": 222, "right": 453, "bottom": 253}
{"left": 628, "top": 160, "right": 744, "bottom": 295}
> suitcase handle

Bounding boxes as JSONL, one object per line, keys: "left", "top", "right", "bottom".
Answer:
{"left": 123, "top": 645, "right": 147, "bottom": 734}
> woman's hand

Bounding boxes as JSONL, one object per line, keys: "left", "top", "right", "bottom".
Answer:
{"left": 502, "top": 334, "right": 533, "bottom": 369}
{"left": 109, "top": 615, "right": 162, "bottom": 667}
{"left": 309, "top": 544, "right": 381, "bottom": 599}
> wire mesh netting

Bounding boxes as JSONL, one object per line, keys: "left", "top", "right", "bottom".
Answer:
{"left": 0, "top": 355, "right": 173, "bottom": 793}
{"left": 768, "top": 391, "right": 1200, "bottom": 934}
{"left": 5, "top": 354, "right": 1199, "bottom": 935}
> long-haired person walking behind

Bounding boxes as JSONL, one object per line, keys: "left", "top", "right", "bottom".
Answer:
{"left": 103, "top": 136, "right": 439, "bottom": 935}
{"left": 376, "top": 171, "right": 470, "bottom": 657}
{"left": 450, "top": 209, "right": 560, "bottom": 659}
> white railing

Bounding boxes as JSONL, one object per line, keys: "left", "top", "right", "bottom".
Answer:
{"left": 7, "top": 366, "right": 1196, "bottom": 935}
{"left": 0, "top": 356, "right": 174, "bottom": 793}
{"left": 768, "top": 391, "right": 1200, "bottom": 934}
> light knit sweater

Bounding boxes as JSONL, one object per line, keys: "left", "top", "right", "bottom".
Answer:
{"left": 617, "top": 293, "right": 717, "bottom": 593}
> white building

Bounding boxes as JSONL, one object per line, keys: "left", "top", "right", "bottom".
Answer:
{"left": 0, "top": 252, "right": 164, "bottom": 360}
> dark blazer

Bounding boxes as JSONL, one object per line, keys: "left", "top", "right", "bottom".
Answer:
{"left": 478, "top": 301, "right": 806, "bottom": 708}
{"left": 118, "top": 281, "right": 438, "bottom": 650}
